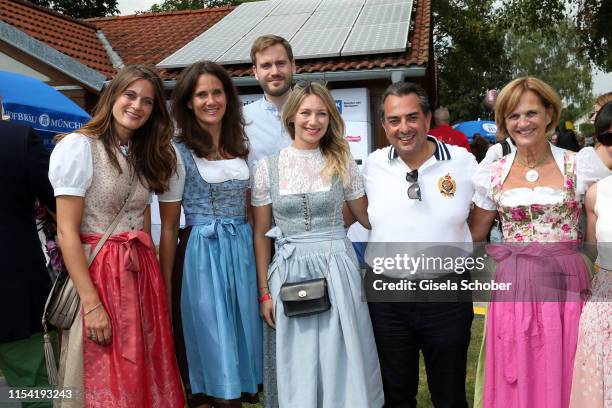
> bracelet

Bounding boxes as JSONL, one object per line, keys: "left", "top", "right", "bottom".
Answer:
{"left": 84, "top": 302, "right": 103, "bottom": 316}
{"left": 258, "top": 293, "right": 271, "bottom": 304}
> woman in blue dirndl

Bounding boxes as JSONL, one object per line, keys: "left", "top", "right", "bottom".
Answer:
{"left": 159, "top": 61, "right": 262, "bottom": 407}
{"left": 252, "top": 82, "right": 383, "bottom": 408}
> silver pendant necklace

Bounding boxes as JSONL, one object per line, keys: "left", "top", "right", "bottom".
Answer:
{"left": 525, "top": 168, "right": 539, "bottom": 182}
{"left": 516, "top": 153, "right": 547, "bottom": 182}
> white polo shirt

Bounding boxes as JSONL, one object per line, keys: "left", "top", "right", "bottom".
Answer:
{"left": 364, "top": 136, "right": 478, "bottom": 243}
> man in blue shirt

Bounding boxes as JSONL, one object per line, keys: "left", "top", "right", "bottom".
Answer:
{"left": 244, "top": 35, "right": 296, "bottom": 166}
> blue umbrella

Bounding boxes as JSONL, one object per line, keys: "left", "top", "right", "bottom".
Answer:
{"left": 453, "top": 120, "right": 497, "bottom": 143}
{"left": 0, "top": 71, "right": 91, "bottom": 149}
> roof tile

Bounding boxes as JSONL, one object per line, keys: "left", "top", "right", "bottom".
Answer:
{"left": 0, "top": 0, "right": 116, "bottom": 77}
{"left": 88, "top": 7, "right": 233, "bottom": 67}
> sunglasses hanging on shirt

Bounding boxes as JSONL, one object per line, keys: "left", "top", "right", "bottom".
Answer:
{"left": 406, "top": 170, "right": 421, "bottom": 201}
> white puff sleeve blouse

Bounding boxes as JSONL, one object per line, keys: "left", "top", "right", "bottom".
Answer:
{"left": 157, "top": 143, "right": 186, "bottom": 202}
{"left": 48, "top": 133, "right": 93, "bottom": 197}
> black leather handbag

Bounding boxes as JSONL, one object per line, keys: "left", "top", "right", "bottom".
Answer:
{"left": 279, "top": 278, "right": 331, "bottom": 317}
{"left": 277, "top": 194, "right": 338, "bottom": 318}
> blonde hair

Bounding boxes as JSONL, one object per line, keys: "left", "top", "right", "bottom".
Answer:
{"left": 495, "top": 76, "right": 562, "bottom": 139}
{"left": 282, "top": 82, "right": 351, "bottom": 182}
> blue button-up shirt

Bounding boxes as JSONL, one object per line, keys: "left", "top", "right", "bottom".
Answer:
{"left": 244, "top": 96, "right": 292, "bottom": 167}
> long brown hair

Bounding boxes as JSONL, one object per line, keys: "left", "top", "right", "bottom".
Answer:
{"left": 56, "top": 64, "right": 176, "bottom": 193}
{"left": 282, "top": 82, "right": 351, "bottom": 182}
{"left": 172, "top": 61, "right": 248, "bottom": 159}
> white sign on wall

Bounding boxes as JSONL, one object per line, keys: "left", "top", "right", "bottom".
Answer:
{"left": 345, "top": 121, "right": 371, "bottom": 166}
{"left": 330, "top": 88, "right": 370, "bottom": 123}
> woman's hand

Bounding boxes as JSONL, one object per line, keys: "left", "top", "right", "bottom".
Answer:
{"left": 260, "top": 298, "right": 276, "bottom": 329}
{"left": 84, "top": 303, "right": 113, "bottom": 346}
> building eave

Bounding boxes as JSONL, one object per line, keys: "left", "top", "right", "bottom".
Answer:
{"left": 0, "top": 20, "right": 106, "bottom": 92}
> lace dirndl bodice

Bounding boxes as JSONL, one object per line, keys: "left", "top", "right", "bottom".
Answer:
{"left": 266, "top": 153, "right": 345, "bottom": 236}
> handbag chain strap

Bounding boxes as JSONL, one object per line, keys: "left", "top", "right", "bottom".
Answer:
{"left": 87, "top": 172, "right": 138, "bottom": 266}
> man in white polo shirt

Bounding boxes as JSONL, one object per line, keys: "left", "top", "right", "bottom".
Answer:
{"left": 363, "top": 82, "right": 477, "bottom": 408}
{"left": 244, "top": 34, "right": 296, "bottom": 167}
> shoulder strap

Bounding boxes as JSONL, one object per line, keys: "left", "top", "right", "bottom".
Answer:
{"left": 87, "top": 173, "right": 138, "bottom": 266}
{"left": 501, "top": 139, "right": 510, "bottom": 156}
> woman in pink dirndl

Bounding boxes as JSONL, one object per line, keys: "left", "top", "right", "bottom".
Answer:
{"left": 470, "top": 77, "right": 595, "bottom": 408}
{"left": 50, "top": 65, "right": 185, "bottom": 407}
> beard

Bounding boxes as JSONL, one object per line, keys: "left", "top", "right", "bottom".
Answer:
{"left": 261, "top": 74, "right": 293, "bottom": 97}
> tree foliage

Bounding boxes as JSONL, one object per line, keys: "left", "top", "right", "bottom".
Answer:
{"left": 505, "top": 19, "right": 593, "bottom": 123}
{"left": 28, "top": 0, "right": 118, "bottom": 18}
{"left": 433, "top": 0, "right": 513, "bottom": 122}
{"left": 576, "top": 0, "right": 612, "bottom": 71}
{"left": 434, "top": 0, "right": 597, "bottom": 124}
{"left": 496, "top": 0, "right": 611, "bottom": 71}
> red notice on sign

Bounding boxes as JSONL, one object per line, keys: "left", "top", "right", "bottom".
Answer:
{"left": 345, "top": 135, "right": 362, "bottom": 142}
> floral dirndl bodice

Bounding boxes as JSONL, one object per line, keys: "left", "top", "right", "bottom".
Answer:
{"left": 490, "top": 151, "right": 580, "bottom": 243}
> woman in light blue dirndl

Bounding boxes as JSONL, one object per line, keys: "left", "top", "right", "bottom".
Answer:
{"left": 252, "top": 82, "right": 383, "bottom": 408}
{"left": 158, "top": 61, "right": 262, "bottom": 407}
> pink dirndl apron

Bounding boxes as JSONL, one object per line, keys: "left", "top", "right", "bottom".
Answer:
{"left": 81, "top": 231, "right": 185, "bottom": 408}
{"left": 483, "top": 152, "right": 590, "bottom": 408}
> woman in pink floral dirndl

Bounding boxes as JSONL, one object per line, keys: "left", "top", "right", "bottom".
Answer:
{"left": 470, "top": 77, "right": 603, "bottom": 408}
{"left": 50, "top": 65, "right": 184, "bottom": 408}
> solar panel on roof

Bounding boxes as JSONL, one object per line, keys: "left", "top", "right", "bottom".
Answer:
{"left": 270, "top": 0, "right": 322, "bottom": 16}
{"left": 216, "top": 13, "right": 311, "bottom": 64}
{"left": 317, "top": 0, "right": 364, "bottom": 11}
{"left": 292, "top": 27, "right": 351, "bottom": 58}
{"left": 205, "top": 16, "right": 263, "bottom": 37}
{"left": 355, "top": 2, "right": 411, "bottom": 26}
{"left": 365, "top": 0, "right": 411, "bottom": 5}
{"left": 223, "top": 0, "right": 280, "bottom": 20}
{"left": 249, "top": 13, "right": 312, "bottom": 37}
{"left": 158, "top": 36, "right": 239, "bottom": 67}
{"left": 301, "top": 8, "right": 361, "bottom": 31}
{"left": 342, "top": 21, "right": 410, "bottom": 56}
{"left": 158, "top": 0, "right": 415, "bottom": 69}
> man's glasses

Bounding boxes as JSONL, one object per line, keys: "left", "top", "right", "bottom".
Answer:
{"left": 598, "top": 131, "right": 612, "bottom": 147}
{"left": 406, "top": 170, "right": 421, "bottom": 201}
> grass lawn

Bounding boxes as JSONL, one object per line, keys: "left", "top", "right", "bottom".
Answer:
{"left": 244, "top": 314, "right": 485, "bottom": 408}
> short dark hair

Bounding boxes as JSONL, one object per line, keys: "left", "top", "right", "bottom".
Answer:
{"left": 379, "top": 82, "right": 430, "bottom": 122}
{"left": 595, "top": 101, "right": 612, "bottom": 141}
{"left": 250, "top": 35, "right": 294, "bottom": 65}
